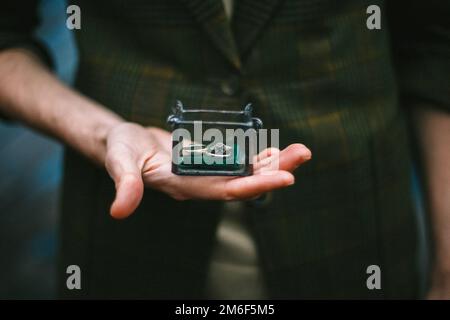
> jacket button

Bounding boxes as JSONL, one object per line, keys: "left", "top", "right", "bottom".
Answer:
{"left": 221, "top": 75, "right": 240, "bottom": 96}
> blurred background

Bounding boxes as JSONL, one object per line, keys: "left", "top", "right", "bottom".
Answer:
{"left": 0, "top": 0, "right": 76, "bottom": 299}
{"left": 0, "top": 0, "right": 430, "bottom": 299}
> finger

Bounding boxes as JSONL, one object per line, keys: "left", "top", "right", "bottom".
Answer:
{"left": 224, "top": 170, "right": 294, "bottom": 200}
{"left": 173, "top": 170, "right": 294, "bottom": 200}
{"left": 252, "top": 147, "right": 280, "bottom": 171}
{"left": 105, "top": 150, "right": 144, "bottom": 219}
{"left": 254, "top": 144, "right": 311, "bottom": 174}
{"left": 253, "top": 147, "right": 280, "bottom": 163}
{"left": 278, "top": 143, "right": 312, "bottom": 172}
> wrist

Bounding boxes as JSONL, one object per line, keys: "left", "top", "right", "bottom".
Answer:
{"left": 54, "top": 97, "right": 124, "bottom": 164}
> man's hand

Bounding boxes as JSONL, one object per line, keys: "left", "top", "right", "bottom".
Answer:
{"left": 413, "top": 108, "right": 450, "bottom": 300}
{"left": 0, "top": 49, "right": 311, "bottom": 220}
{"left": 428, "top": 269, "right": 450, "bottom": 299}
{"left": 105, "top": 122, "right": 312, "bottom": 219}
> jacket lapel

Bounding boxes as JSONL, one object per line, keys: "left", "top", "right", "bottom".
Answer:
{"left": 181, "top": 0, "right": 242, "bottom": 70}
{"left": 232, "top": 0, "right": 285, "bottom": 59}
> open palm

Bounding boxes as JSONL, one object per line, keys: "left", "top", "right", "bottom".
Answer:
{"left": 105, "top": 123, "right": 311, "bottom": 219}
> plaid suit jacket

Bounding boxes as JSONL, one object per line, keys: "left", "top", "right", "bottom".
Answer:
{"left": 1, "top": 0, "right": 449, "bottom": 298}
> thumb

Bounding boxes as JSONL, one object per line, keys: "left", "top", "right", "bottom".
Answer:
{"left": 105, "top": 151, "right": 144, "bottom": 219}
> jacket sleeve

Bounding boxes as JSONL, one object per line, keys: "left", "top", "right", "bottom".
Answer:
{"left": 387, "top": 0, "right": 450, "bottom": 112}
{"left": 0, "top": 1, "right": 53, "bottom": 66}
{"left": 0, "top": 1, "right": 54, "bottom": 121}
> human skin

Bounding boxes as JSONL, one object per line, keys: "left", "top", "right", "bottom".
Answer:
{"left": 1, "top": 49, "right": 449, "bottom": 298}
{"left": 413, "top": 108, "right": 450, "bottom": 299}
{"left": 0, "top": 49, "right": 312, "bottom": 219}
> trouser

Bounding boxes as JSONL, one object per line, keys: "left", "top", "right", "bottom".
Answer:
{"left": 206, "top": 201, "right": 268, "bottom": 299}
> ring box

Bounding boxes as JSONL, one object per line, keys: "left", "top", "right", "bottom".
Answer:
{"left": 167, "top": 101, "right": 263, "bottom": 176}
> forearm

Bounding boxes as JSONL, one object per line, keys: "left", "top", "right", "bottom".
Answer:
{"left": 0, "top": 48, "right": 124, "bottom": 163}
{"left": 413, "top": 107, "right": 450, "bottom": 272}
